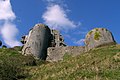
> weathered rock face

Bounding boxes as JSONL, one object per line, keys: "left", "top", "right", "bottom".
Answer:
{"left": 22, "top": 24, "right": 52, "bottom": 60}
{"left": 85, "top": 28, "right": 116, "bottom": 51}
{"left": 47, "top": 46, "right": 85, "bottom": 62}
{"left": 50, "top": 30, "right": 66, "bottom": 47}
{"left": 21, "top": 35, "right": 28, "bottom": 44}
{"left": 21, "top": 26, "right": 116, "bottom": 62}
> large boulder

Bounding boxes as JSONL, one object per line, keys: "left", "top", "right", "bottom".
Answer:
{"left": 22, "top": 24, "right": 52, "bottom": 60}
{"left": 85, "top": 28, "right": 116, "bottom": 51}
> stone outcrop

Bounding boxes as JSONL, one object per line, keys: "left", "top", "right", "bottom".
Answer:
{"left": 85, "top": 28, "right": 116, "bottom": 51}
{"left": 47, "top": 28, "right": 116, "bottom": 62}
{"left": 21, "top": 24, "right": 66, "bottom": 60}
{"left": 21, "top": 24, "right": 117, "bottom": 62}
{"left": 22, "top": 24, "right": 52, "bottom": 60}
{"left": 50, "top": 30, "right": 66, "bottom": 47}
{"left": 21, "top": 35, "right": 28, "bottom": 44}
{"left": 47, "top": 46, "right": 85, "bottom": 62}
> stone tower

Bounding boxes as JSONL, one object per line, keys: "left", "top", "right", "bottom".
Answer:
{"left": 50, "top": 29, "right": 66, "bottom": 47}
{"left": 22, "top": 24, "right": 52, "bottom": 60}
{"left": 21, "top": 24, "right": 66, "bottom": 60}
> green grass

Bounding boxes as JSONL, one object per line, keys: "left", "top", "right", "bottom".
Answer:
{"left": 0, "top": 45, "right": 120, "bottom": 80}
{"left": 25, "top": 45, "right": 120, "bottom": 80}
{"left": 0, "top": 47, "right": 44, "bottom": 80}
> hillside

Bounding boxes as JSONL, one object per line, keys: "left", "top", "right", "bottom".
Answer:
{"left": 26, "top": 45, "right": 120, "bottom": 80}
{"left": 0, "top": 45, "right": 120, "bottom": 80}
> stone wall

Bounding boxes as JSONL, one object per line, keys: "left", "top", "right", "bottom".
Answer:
{"left": 50, "top": 29, "right": 66, "bottom": 47}
{"left": 47, "top": 46, "right": 85, "bottom": 62}
{"left": 21, "top": 23, "right": 117, "bottom": 62}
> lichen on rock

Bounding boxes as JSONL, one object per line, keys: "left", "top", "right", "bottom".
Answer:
{"left": 94, "top": 31, "right": 101, "bottom": 40}
{"left": 85, "top": 28, "right": 116, "bottom": 51}
{"left": 21, "top": 25, "right": 117, "bottom": 62}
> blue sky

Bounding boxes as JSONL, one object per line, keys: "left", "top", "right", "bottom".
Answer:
{"left": 0, "top": 0, "right": 120, "bottom": 47}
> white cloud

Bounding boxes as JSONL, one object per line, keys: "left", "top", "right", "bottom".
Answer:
{"left": 0, "top": 0, "right": 16, "bottom": 20}
{"left": 42, "top": 0, "right": 85, "bottom": 46}
{"left": 42, "top": 4, "right": 77, "bottom": 30}
{"left": 74, "top": 39, "right": 85, "bottom": 46}
{"left": 1, "top": 22, "right": 21, "bottom": 47}
{"left": 74, "top": 31, "right": 88, "bottom": 35}
{"left": 45, "top": 0, "right": 62, "bottom": 3}
{"left": 0, "top": 0, "right": 21, "bottom": 47}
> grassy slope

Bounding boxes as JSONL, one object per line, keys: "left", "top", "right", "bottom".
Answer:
{"left": 26, "top": 45, "right": 120, "bottom": 80}
{"left": 0, "top": 45, "right": 120, "bottom": 80}
{"left": 0, "top": 47, "right": 37, "bottom": 80}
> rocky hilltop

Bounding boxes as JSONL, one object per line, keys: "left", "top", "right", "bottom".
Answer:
{"left": 85, "top": 28, "right": 116, "bottom": 51}
{"left": 21, "top": 23, "right": 116, "bottom": 61}
{"left": 21, "top": 24, "right": 66, "bottom": 60}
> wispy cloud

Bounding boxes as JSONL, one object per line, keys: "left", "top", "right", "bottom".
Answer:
{"left": 42, "top": 1, "right": 77, "bottom": 30}
{"left": 42, "top": 0, "right": 86, "bottom": 46}
{"left": 45, "top": 0, "right": 63, "bottom": 4}
{"left": 46, "top": 0, "right": 56, "bottom": 2}
{"left": 74, "top": 39, "right": 85, "bottom": 46}
{"left": 73, "top": 31, "right": 88, "bottom": 35}
{"left": 0, "top": 0, "right": 21, "bottom": 47}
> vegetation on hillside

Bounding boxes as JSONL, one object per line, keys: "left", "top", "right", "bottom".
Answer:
{"left": 26, "top": 45, "right": 120, "bottom": 80}
{"left": 0, "top": 47, "right": 44, "bottom": 80}
{"left": 0, "top": 45, "right": 120, "bottom": 80}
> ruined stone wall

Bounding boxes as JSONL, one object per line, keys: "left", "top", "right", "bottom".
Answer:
{"left": 21, "top": 23, "right": 116, "bottom": 62}
{"left": 50, "top": 29, "right": 66, "bottom": 47}
{"left": 47, "top": 46, "right": 85, "bottom": 62}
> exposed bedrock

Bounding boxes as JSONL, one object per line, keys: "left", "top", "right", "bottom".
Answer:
{"left": 85, "top": 28, "right": 116, "bottom": 51}
{"left": 22, "top": 24, "right": 51, "bottom": 60}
